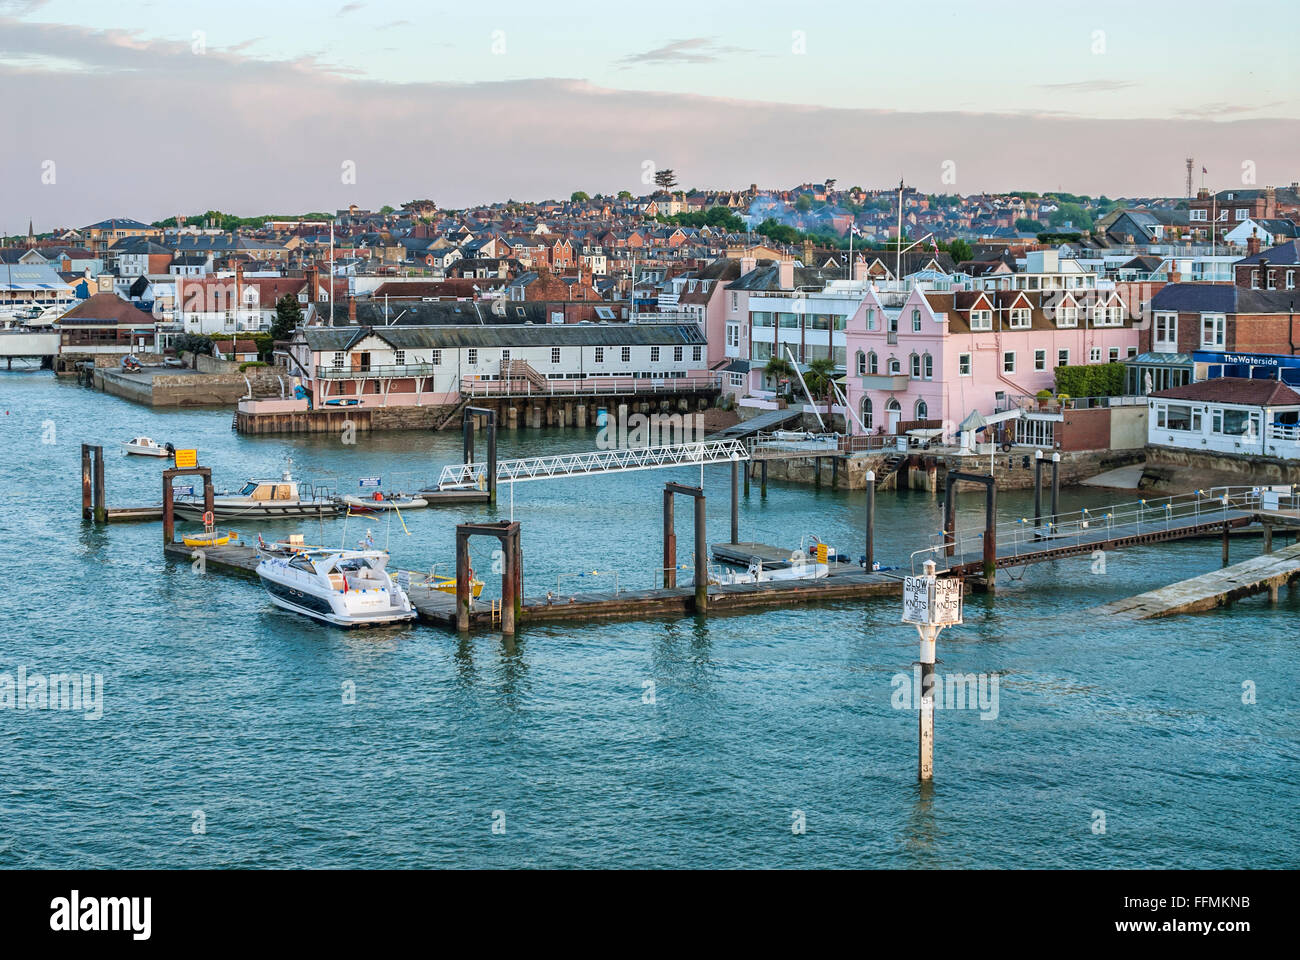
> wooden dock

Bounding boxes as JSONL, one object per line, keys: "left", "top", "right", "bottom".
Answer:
{"left": 162, "top": 539, "right": 905, "bottom": 632}
{"left": 711, "top": 541, "right": 860, "bottom": 570}
{"left": 1094, "top": 542, "right": 1300, "bottom": 619}
{"left": 105, "top": 505, "right": 164, "bottom": 521}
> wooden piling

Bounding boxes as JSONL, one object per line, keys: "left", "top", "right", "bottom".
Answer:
{"left": 865, "top": 471, "right": 876, "bottom": 570}
{"left": 1222, "top": 520, "right": 1231, "bottom": 567}
{"left": 694, "top": 491, "right": 707, "bottom": 614}
{"left": 662, "top": 488, "right": 676, "bottom": 589}
{"left": 92, "top": 445, "right": 106, "bottom": 524}
{"left": 81, "top": 444, "right": 92, "bottom": 520}
{"left": 730, "top": 459, "right": 739, "bottom": 546}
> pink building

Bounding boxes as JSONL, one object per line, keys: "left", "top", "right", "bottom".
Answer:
{"left": 844, "top": 287, "right": 1143, "bottom": 437}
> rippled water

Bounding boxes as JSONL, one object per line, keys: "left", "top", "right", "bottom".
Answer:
{"left": 1, "top": 371, "right": 1297, "bottom": 868}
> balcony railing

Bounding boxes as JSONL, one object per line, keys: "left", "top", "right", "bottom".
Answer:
{"left": 316, "top": 363, "right": 436, "bottom": 379}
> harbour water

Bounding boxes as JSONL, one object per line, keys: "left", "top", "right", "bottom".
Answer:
{"left": 2, "top": 371, "right": 1297, "bottom": 868}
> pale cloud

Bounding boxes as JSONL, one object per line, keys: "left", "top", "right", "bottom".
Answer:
{"left": 4, "top": 17, "right": 1297, "bottom": 230}
{"left": 619, "top": 37, "right": 748, "bottom": 67}
{"left": 1036, "top": 80, "right": 1138, "bottom": 93}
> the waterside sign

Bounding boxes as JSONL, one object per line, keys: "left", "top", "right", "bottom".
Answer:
{"left": 174, "top": 448, "right": 197, "bottom": 469}
{"left": 902, "top": 574, "right": 963, "bottom": 626}
{"left": 358, "top": 477, "right": 381, "bottom": 488}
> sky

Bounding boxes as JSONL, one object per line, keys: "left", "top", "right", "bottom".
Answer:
{"left": 2, "top": 0, "right": 1298, "bottom": 230}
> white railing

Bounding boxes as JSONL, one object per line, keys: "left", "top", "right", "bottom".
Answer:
{"left": 910, "top": 485, "right": 1300, "bottom": 573}
{"left": 435, "top": 438, "right": 750, "bottom": 489}
{"left": 459, "top": 373, "right": 721, "bottom": 398}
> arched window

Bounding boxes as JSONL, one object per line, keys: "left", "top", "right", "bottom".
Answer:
{"left": 922, "top": 353, "right": 933, "bottom": 380}
{"left": 867, "top": 351, "right": 878, "bottom": 374}
{"left": 910, "top": 353, "right": 921, "bottom": 378}
{"left": 915, "top": 399, "right": 929, "bottom": 420}
{"left": 855, "top": 350, "right": 866, "bottom": 376}
{"left": 861, "top": 396, "right": 873, "bottom": 429}
{"left": 912, "top": 308, "right": 922, "bottom": 332}
{"left": 888, "top": 356, "right": 900, "bottom": 375}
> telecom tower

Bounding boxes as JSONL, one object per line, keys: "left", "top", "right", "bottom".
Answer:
{"left": 1185, "top": 158, "right": 1194, "bottom": 199}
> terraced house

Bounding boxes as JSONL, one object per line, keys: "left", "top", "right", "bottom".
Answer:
{"left": 844, "top": 284, "right": 1145, "bottom": 440}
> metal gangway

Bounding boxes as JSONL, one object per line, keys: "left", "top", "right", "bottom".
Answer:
{"left": 435, "top": 438, "right": 751, "bottom": 490}
{"left": 911, "top": 485, "right": 1300, "bottom": 575}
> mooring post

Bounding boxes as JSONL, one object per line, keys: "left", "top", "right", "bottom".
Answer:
{"left": 814, "top": 457, "right": 821, "bottom": 488}
{"left": 694, "top": 491, "right": 708, "bottom": 614}
{"left": 983, "top": 479, "right": 997, "bottom": 587}
{"left": 455, "top": 528, "right": 472, "bottom": 631}
{"left": 730, "top": 457, "right": 739, "bottom": 545}
{"left": 865, "top": 470, "right": 876, "bottom": 571}
{"left": 662, "top": 488, "right": 676, "bottom": 588}
{"left": 202, "top": 468, "right": 213, "bottom": 520}
{"left": 942, "top": 476, "right": 956, "bottom": 558}
{"left": 1050, "top": 451, "right": 1060, "bottom": 520}
{"left": 486, "top": 419, "right": 497, "bottom": 505}
{"left": 500, "top": 529, "right": 516, "bottom": 635}
{"left": 760, "top": 459, "right": 768, "bottom": 497}
{"left": 162, "top": 470, "right": 175, "bottom": 545}
{"left": 463, "top": 413, "right": 474, "bottom": 466}
{"left": 743, "top": 459, "right": 751, "bottom": 497}
{"left": 1222, "top": 520, "right": 1231, "bottom": 567}
{"left": 1264, "top": 523, "right": 1273, "bottom": 554}
{"left": 831, "top": 457, "right": 839, "bottom": 490}
{"left": 81, "top": 443, "right": 92, "bottom": 520}
{"left": 1033, "top": 449, "right": 1043, "bottom": 536}
{"left": 92, "top": 445, "right": 106, "bottom": 523}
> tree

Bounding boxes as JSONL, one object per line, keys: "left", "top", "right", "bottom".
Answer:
{"left": 617, "top": 190, "right": 633, "bottom": 200}
{"left": 946, "top": 239, "right": 973, "bottom": 263}
{"left": 379, "top": 205, "right": 395, "bottom": 215}
{"left": 271, "top": 294, "right": 304, "bottom": 342}
{"left": 1016, "top": 218, "right": 1046, "bottom": 234}
{"left": 802, "top": 356, "right": 838, "bottom": 402}
{"left": 764, "top": 355, "right": 796, "bottom": 398}
{"left": 571, "top": 191, "right": 590, "bottom": 202}
{"left": 794, "top": 194, "right": 813, "bottom": 212}
{"left": 653, "top": 169, "right": 678, "bottom": 193}
{"left": 174, "top": 333, "right": 212, "bottom": 358}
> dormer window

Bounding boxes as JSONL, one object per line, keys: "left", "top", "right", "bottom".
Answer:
{"left": 970, "top": 309, "right": 992, "bottom": 331}
{"left": 1009, "top": 307, "right": 1031, "bottom": 329}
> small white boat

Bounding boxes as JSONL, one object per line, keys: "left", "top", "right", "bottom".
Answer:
{"left": 173, "top": 465, "right": 341, "bottom": 521}
{"left": 711, "top": 556, "right": 831, "bottom": 585}
{"left": 255, "top": 547, "right": 416, "bottom": 627}
{"left": 122, "top": 436, "right": 173, "bottom": 458}
{"left": 342, "top": 492, "right": 428, "bottom": 511}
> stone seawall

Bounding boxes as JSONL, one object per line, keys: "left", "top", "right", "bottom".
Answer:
{"left": 96, "top": 368, "right": 284, "bottom": 406}
{"left": 1144, "top": 445, "right": 1300, "bottom": 490}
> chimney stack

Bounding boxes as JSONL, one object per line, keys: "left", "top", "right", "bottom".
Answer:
{"left": 853, "top": 257, "right": 868, "bottom": 282}
{"left": 1247, "top": 233, "right": 1262, "bottom": 256}
{"left": 778, "top": 259, "right": 795, "bottom": 290}
{"left": 740, "top": 256, "right": 757, "bottom": 276}
{"left": 348, "top": 295, "right": 357, "bottom": 324}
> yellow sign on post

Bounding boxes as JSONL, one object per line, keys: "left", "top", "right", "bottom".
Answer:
{"left": 174, "top": 449, "right": 198, "bottom": 469}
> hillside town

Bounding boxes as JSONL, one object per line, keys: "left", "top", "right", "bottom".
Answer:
{"left": 6, "top": 174, "right": 1300, "bottom": 489}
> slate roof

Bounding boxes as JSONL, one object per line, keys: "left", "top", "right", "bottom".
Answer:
{"left": 1150, "top": 283, "right": 1298, "bottom": 314}
{"left": 1149, "top": 377, "right": 1300, "bottom": 407}
{"left": 301, "top": 322, "right": 705, "bottom": 353}
{"left": 1235, "top": 240, "right": 1300, "bottom": 266}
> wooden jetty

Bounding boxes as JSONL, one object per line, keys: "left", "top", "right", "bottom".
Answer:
{"left": 1095, "top": 542, "right": 1300, "bottom": 619}
{"left": 711, "top": 541, "right": 860, "bottom": 570}
{"left": 162, "top": 538, "right": 903, "bottom": 632}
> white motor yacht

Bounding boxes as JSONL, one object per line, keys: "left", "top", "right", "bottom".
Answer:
{"left": 122, "top": 436, "right": 173, "bottom": 457}
{"left": 173, "top": 466, "right": 341, "bottom": 521}
{"left": 255, "top": 547, "right": 416, "bottom": 627}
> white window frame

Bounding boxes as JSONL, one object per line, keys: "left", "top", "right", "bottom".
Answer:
{"left": 958, "top": 353, "right": 971, "bottom": 376}
{"left": 1002, "top": 351, "right": 1016, "bottom": 374}
{"left": 1200, "top": 313, "right": 1226, "bottom": 350}
{"left": 1154, "top": 313, "right": 1178, "bottom": 352}
{"left": 1034, "top": 349, "right": 1046, "bottom": 371}
{"left": 970, "top": 309, "right": 992, "bottom": 331}
{"left": 1009, "top": 307, "right": 1031, "bottom": 329}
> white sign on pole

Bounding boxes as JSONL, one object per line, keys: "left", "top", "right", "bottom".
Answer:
{"left": 902, "top": 574, "right": 963, "bottom": 626}
{"left": 902, "top": 576, "right": 931, "bottom": 625}
{"left": 933, "top": 577, "right": 963, "bottom": 626}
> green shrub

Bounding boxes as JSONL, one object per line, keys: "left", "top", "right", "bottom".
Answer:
{"left": 1054, "top": 362, "right": 1125, "bottom": 398}
{"left": 238, "top": 361, "right": 269, "bottom": 371}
